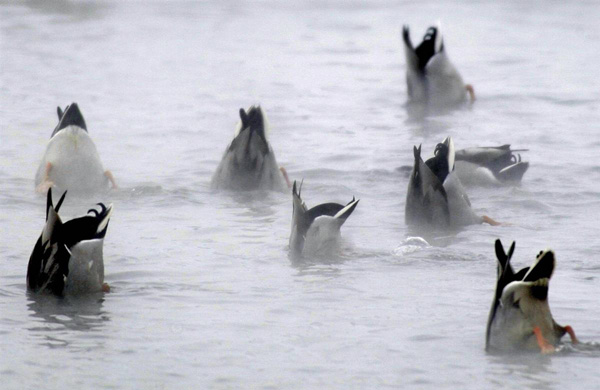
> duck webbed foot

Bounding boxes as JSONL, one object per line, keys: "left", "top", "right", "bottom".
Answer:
{"left": 482, "top": 215, "right": 502, "bottom": 226}
{"left": 36, "top": 180, "right": 55, "bottom": 193}
{"left": 102, "top": 283, "right": 111, "bottom": 293}
{"left": 104, "top": 170, "right": 118, "bottom": 189}
{"left": 36, "top": 162, "right": 55, "bottom": 193}
{"left": 465, "top": 84, "right": 476, "bottom": 102}
{"left": 564, "top": 325, "right": 579, "bottom": 344}
{"left": 533, "top": 326, "right": 556, "bottom": 354}
{"left": 280, "top": 166, "right": 291, "bottom": 189}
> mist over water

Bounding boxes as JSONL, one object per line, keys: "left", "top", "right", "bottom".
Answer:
{"left": 1, "top": 1, "right": 600, "bottom": 389}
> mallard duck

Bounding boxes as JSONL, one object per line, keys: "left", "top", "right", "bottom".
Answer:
{"left": 402, "top": 24, "right": 475, "bottom": 107}
{"left": 211, "top": 105, "right": 290, "bottom": 191}
{"left": 27, "top": 188, "right": 113, "bottom": 295}
{"left": 405, "top": 136, "right": 499, "bottom": 230}
{"left": 290, "top": 181, "right": 359, "bottom": 257}
{"left": 455, "top": 145, "right": 529, "bottom": 185}
{"left": 35, "top": 103, "right": 117, "bottom": 194}
{"left": 486, "top": 239, "right": 579, "bottom": 353}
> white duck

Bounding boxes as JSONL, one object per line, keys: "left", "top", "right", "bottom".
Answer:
{"left": 27, "top": 189, "right": 113, "bottom": 295}
{"left": 35, "top": 103, "right": 117, "bottom": 194}
{"left": 486, "top": 239, "right": 579, "bottom": 353}
{"left": 290, "top": 181, "right": 359, "bottom": 257}
{"left": 405, "top": 136, "right": 499, "bottom": 230}
{"left": 211, "top": 105, "right": 290, "bottom": 191}
{"left": 402, "top": 24, "right": 475, "bottom": 107}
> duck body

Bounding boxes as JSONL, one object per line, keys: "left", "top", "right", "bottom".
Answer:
{"left": 455, "top": 145, "right": 529, "bottom": 185}
{"left": 27, "top": 189, "right": 113, "bottom": 296}
{"left": 406, "top": 136, "right": 481, "bottom": 231}
{"left": 290, "top": 181, "right": 359, "bottom": 257}
{"left": 486, "top": 240, "right": 577, "bottom": 353}
{"left": 402, "top": 25, "right": 471, "bottom": 107}
{"left": 35, "top": 103, "right": 114, "bottom": 194}
{"left": 211, "top": 106, "right": 288, "bottom": 192}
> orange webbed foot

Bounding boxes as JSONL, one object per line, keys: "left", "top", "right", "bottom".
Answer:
{"left": 533, "top": 326, "right": 555, "bottom": 354}
{"left": 482, "top": 215, "right": 502, "bottom": 226}
{"left": 36, "top": 162, "right": 54, "bottom": 193}
{"left": 280, "top": 166, "right": 291, "bottom": 189}
{"left": 564, "top": 325, "right": 579, "bottom": 344}
{"left": 102, "top": 283, "right": 111, "bottom": 293}
{"left": 105, "top": 170, "right": 118, "bottom": 189}
{"left": 36, "top": 180, "right": 55, "bottom": 193}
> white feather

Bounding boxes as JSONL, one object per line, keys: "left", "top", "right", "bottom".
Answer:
{"left": 64, "top": 239, "right": 105, "bottom": 293}
{"left": 96, "top": 204, "right": 114, "bottom": 234}
{"left": 434, "top": 21, "right": 443, "bottom": 53}
{"left": 333, "top": 199, "right": 359, "bottom": 219}
{"left": 446, "top": 136, "right": 455, "bottom": 172}
{"left": 35, "top": 126, "right": 108, "bottom": 192}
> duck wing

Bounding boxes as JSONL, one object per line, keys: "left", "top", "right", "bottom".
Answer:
{"left": 27, "top": 189, "right": 70, "bottom": 294}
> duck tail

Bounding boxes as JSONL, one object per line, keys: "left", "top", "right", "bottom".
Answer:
{"left": 333, "top": 197, "right": 359, "bottom": 226}
{"left": 51, "top": 102, "right": 87, "bottom": 137}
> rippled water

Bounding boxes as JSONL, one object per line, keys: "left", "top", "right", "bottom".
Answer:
{"left": 1, "top": 1, "right": 600, "bottom": 389}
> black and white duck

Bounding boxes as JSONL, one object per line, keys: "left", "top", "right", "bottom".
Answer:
{"left": 405, "top": 136, "right": 499, "bottom": 230}
{"left": 290, "top": 181, "right": 359, "bottom": 257}
{"left": 35, "top": 103, "right": 117, "bottom": 194}
{"left": 455, "top": 145, "right": 529, "bottom": 185}
{"left": 27, "top": 189, "right": 113, "bottom": 295}
{"left": 402, "top": 24, "right": 475, "bottom": 107}
{"left": 486, "top": 239, "right": 579, "bottom": 353}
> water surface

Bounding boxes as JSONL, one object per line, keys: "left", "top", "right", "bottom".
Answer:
{"left": 1, "top": 1, "right": 600, "bottom": 389}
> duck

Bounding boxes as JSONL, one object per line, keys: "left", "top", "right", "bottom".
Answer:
{"left": 405, "top": 136, "right": 499, "bottom": 230}
{"left": 402, "top": 24, "right": 475, "bottom": 107}
{"left": 486, "top": 239, "right": 579, "bottom": 353}
{"left": 290, "top": 181, "right": 359, "bottom": 257}
{"left": 211, "top": 105, "right": 291, "bottom": 191}
{"left": 27, "top": 188, "right": 113, "bottom": 295}
{"left": 455, "top": 145, "right": 529, "bottom": 185}
{"left": 35, "top": 103, "right": 117, "bottom": 194}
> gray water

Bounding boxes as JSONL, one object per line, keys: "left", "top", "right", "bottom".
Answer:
{"left": 1, "top": 1, "right": 600, "bottom": 389}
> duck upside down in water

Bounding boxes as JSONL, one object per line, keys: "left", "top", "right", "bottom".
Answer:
{"left": 405, "top": 136, "right": 500, "bottom": 231}
{"left": 402, "top": 24, "right": 475, "bottom": 107}
{"left": 27, "top": 189, "right": 113, "bottom": 295}
{"left": 455, "top": 145, "right": 529, "bottom": 185}
{"left": 211, "top": 105, "right": 291, "bottom": 191}
{"left": 486, "top": 239, "right": 579, "bottom": 354}
{"left": 289, "top": 181, "right": 359, "bottom": 257}
{"left": 35, "top": 103, "right": 117, "bottom": 194}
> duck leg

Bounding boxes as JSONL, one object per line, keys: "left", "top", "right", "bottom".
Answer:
{"left": 104, "top": 170, "right": 118, "bottom": 189}
{"left": 35, "top": 162, "right": 55, "bottom": 193}
{"left": 280, "top": 166, "right": 291, "bottom": 189}
{"left": 533, "top": 326, "right": 555, "bottom": 354}
{"left": 563, "top": 325, "right": 579, "bottom": 344}
{"left": 481, "top": 215, "right": 502, "bottom": 226}
{"left": 465, "top": 84, "right": 476, "bottom": 102}
{"left": 102, "top": 283, "right": 110, "bottom": 293}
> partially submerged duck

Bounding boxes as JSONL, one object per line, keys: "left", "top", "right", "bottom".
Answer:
{"left": 405, "top": 136, "right": 499, "bottom": 230}
{"left": 35, "top": 103, "right": 117, "bottom": 194}
{"left": 455, "top": 145, "right": 529, "bottom": 185}
{"left": 27, "top": 188, "right": 113, "bottom": 295}
{"left": 211, "top": 105, "right": 291, "bottom": 191}
{"left": 402, "top": 24, "right": 475, "bottom": 107}
{"left": 290, "top": 181, "right": 359, "bottom": 257}
{"left": 486, "top": 239, "right": 579, "bottom": 353}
